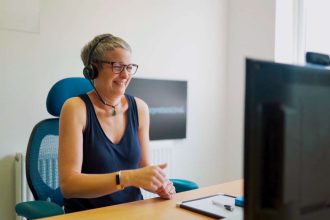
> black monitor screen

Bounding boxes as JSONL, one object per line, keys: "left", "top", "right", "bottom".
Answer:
{"left": 126, "top": 78, "right": 187, "bottom": 140}
{"left": 244, "top": 58, "right": 330, "bottom": 220}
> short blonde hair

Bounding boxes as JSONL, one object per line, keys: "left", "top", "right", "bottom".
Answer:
{"left": 81, "top": 33, "right": 132, "bottom": 66}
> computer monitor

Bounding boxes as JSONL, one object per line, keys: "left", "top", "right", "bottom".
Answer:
{"left": 244, "top": 58, "right": 330, "bottom": 220}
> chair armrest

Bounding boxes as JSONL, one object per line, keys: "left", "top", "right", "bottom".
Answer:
{"left": 15, "top": 200, "right": 64, "bottom": 219}
{"left": 170, "top": 178, "right": 199, "bottom": 193}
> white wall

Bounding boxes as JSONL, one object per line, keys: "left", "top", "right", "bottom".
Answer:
{"left": 225, "top": 0, "right": 276, "bottom": 181}
{"left": 0, "top": 0, "right": 229, "bottom": 219}
{"left": 0, "top": 0, "right": 278, "bottom": 219}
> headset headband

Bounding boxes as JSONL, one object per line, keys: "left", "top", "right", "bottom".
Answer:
{"left": 86, "top": 34, "right": 113, "bottom": 66}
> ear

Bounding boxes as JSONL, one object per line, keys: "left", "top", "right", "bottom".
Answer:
{"left": 91, "top": 64, "right": 99, "bottom": 79}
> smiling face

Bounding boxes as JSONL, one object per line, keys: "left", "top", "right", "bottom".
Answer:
{"left": 95, "top": 48, "right": 133, "bottom": 97}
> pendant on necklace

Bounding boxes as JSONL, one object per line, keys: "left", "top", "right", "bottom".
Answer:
{"left": 112, "top": 108, "right": 116, "bottom": 116}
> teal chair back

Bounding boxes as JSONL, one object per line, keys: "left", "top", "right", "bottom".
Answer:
{"left": 15, "top": 78, "right": 93, "bottom": 219}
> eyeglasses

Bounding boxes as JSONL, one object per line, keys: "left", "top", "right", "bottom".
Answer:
{"left": 96, "top": 60, "right": 138, "bottom": 75}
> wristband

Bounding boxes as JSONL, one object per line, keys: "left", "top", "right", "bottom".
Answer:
{"left": 115, "top": 171, "right": 124, "bottom": 190}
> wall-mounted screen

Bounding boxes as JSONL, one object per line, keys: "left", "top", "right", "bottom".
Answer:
{"left": 126, "top": 78, "right": 187, "bottom": 140}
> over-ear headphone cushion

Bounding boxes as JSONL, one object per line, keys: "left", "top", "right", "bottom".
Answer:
{"left": 83, "top": 65, "right": 98, "bottom": 80}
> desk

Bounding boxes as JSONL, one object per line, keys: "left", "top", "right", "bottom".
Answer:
{"left": 42, "top": 180, "right": 243, "bottom": 220}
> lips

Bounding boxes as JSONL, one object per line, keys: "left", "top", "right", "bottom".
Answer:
{"left": 114, "top": 81, "right": 126, "bottom": 86}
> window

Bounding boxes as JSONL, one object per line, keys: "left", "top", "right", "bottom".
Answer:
{"left": 276, "top": 0, "right": 330, "bottom": 64}
{"left": 304, "top": 0, "right": 330, "bottom": 55}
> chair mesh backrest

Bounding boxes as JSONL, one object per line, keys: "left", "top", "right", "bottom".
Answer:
{"left": 39, "top": 135, "right": 59, "bottom": 190}
{"left": 26, "top": 118, "right": 63, "bottom": 206}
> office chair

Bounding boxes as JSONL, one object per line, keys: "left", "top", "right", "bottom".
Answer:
{"left": 15, "top": 77, "right": 198, "bottom": 220}
{"left": 15, "top": 77, "right": 92, "bottom": 219}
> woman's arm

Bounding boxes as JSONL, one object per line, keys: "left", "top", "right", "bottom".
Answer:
{"left": 135, "top": 97, "right": 151, "bottom": 168}
{"left": 135, "top": 97, "right": 176, "bottom": 199}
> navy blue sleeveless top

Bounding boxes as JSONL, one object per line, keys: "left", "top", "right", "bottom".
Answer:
{"left": 63, "top": 94, "right": 143, "bottom": 213}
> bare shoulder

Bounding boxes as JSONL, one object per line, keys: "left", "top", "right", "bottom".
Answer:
{"left": 134, "top": 96, "right": 149, "bottom": 114}
{"left": 61, "top": 97, "right": 85, "bottom": 114}
{"left": 60, "top": 97, "right": 86, "bottom": 125}
{"left": 134, "top": 97, "right": 150, "bottom": 130}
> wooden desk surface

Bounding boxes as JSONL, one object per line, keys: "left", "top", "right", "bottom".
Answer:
{"left": 42, "top": 180, "right": 243, "bottom": 220}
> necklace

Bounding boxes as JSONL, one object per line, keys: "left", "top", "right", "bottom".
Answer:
{"left": 102, "top": 100, "right": 119, "bottom": 116}
{"left": 94, "top": 89, "right": 120, "bottom": 116}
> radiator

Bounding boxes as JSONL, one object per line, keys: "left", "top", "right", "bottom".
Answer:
{"left": 15, "top": 153, "right": 34, "bottom": 220}
{"left": 14, "top": 145, "right": 173, "bottom": 211}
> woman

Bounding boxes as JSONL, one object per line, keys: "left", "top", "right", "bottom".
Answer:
{"left": 59, "top": 33, "right": 175, "bottom": 213}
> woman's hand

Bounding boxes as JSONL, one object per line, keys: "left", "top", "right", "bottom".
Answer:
{"left": 122, "top": 163, "right": 168, "bottom": 192}
{"left": 156, "top": 180, "right": 176, "bottom": 199}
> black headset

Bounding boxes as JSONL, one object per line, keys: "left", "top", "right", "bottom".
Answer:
{"left": 83, "top": 34, "right": 113, "bottom": 80}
